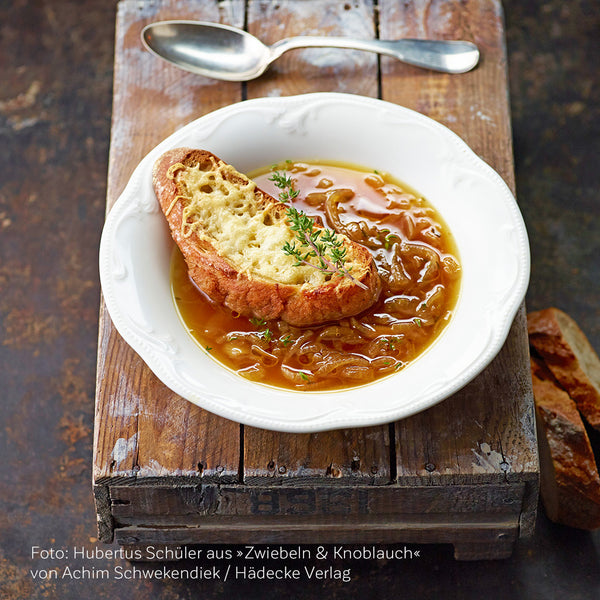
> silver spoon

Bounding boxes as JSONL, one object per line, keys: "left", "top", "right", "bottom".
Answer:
{"left": 141, "top": 20, "right": 479, "bottom": 81}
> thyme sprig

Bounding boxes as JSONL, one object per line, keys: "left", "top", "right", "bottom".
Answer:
{"left": 268, "top": 169, "right": 299, "bottom": 202}
{"left": 270, "top": 166, "right": 367, "bottom": 290}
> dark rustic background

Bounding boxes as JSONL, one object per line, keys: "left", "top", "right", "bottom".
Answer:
{"left": 1, "top": 1, "right": 598, "bottom": 598}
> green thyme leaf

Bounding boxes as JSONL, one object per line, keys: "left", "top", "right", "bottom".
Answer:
{"left": 270, "top": 165, "right": 368, "bottom": 290}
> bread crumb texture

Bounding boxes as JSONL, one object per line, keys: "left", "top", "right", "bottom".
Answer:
{"left": 168, "top": 158, "right": 351, "bottom": 287}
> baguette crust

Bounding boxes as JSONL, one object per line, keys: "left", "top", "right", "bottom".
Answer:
{"left": 530, "top": 356, "right": 600, "bottom": 529}
{"left": 528, "top": 308, "right": 600, "bottom": 430}
{"left": 153, "top": 148, "right": 381, "bottom": 326}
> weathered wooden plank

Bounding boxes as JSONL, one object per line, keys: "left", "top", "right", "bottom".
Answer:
{"left": 377, "top": 0, "right": 538, "bottom": 499}
{"left": 94, "top": 314, "right": 140, "bottom": 481}
{"left": 242, "top": 0, "right": 390, "bottom": 485}
{"left": 109, "top": 483, "right": 525, "bottom": 524}
{"left": 243, "top": 428, "right": 391, "bottom": 486}
{"left": 379, "top": 0, "right": 515, "bottom": 190}
{"left": 105, "top": 0, "right": 246, "bottom": 210}
{"left": 117, "top": 536, "right": 516, "bottom": 561}
{"left": 114, "top": 513, "right": 519, "bottom": 548}
{"left": 392, "top": 310, "right": 537, "bottom": 485}
{"left": 94, "top": 0, "right": 246, "bottom": 502}
{"left": 246, "top": 0, "right": 378, "bottom": 98}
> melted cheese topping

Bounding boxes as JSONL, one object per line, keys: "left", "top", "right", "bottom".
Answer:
{"left": 169, "top": 160, "right": 333, "bottom": 286}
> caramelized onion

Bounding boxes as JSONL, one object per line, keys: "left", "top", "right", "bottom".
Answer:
{"left": 172, "top": 161, "right": 461, "bottom": 391}
{"left": 251, "top": 345, "right": 279, "bottom": 367}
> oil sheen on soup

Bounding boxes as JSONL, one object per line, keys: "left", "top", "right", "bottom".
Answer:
{"left": 171, "top": 161, "right": 461, "bottom": 391}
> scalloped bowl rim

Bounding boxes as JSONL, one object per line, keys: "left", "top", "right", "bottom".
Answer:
{"left": 99, "top": 92, "right": 530, "bottom": 432}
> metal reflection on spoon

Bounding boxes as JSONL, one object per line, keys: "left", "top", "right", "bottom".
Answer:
{"left": 141, "top": 20, "right": 480, "bottom": 81}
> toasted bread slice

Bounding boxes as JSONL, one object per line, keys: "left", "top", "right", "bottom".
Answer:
{"left": 152, "top": 148, "right": 381, "bottom": 327}
{"left": 530, "top": 355, "right": 600, "bottom": 529}
{"left": 528, "top": 308, "right": 600, "bottom": 430}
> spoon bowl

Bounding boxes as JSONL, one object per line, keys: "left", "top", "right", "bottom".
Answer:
{"left": 143, "top": 21, "right": 272, "bottom": 81}
{"left": 142, "top": 20, "right": 480, "bottom": 81}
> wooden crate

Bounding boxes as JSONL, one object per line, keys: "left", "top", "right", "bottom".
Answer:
{"left": 94, "top": 0, "right": 539, "bottom": 561}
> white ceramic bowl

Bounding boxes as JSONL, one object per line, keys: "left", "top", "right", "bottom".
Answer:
{"left": 99, "top": 93, "right": 529, "bottom": 432}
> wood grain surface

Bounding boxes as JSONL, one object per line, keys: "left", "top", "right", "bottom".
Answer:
{"left": 94, "top": 0, "right": 539, "bottom": 558}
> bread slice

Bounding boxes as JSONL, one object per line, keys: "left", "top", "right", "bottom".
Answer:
{"left": 530, "top": 356, "right": 600, "bottom": 529}
{"left": 152, "top": 148, "right": 381, "bottom": 327}
{"left": 528, "top": 308, "right": 600, "bottom": 430}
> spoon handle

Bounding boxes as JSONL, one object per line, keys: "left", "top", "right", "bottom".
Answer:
{"left": 270, "top": 37, "right": 479, "bottom": 74}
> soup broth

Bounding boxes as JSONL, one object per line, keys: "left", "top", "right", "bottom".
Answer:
{"left": 171, "top": 161, "right": 461, "bottom": 391}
